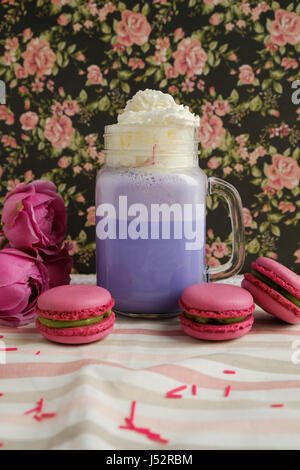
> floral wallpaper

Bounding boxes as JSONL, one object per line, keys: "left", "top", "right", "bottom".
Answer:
{"left": 0, "top": 0, "right": 299, "bottom": 274}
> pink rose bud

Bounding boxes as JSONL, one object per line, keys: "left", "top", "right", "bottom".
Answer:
{"left": 0, "top": 248, "right": 49, "bottom": 326}
{"left": 2, "top": 180, "right": 67, "bottom": 251}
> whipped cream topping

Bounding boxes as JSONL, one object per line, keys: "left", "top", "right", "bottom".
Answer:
{"left": 104, "top": 89, "right": 200, "bottom": 168}
{"left": 118, "top": 89, "right": 200, "bottom": 126}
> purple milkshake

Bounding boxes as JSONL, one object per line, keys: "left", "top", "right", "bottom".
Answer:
{"left": 96, "top": 165, "right": 207, "bottom": 315}
{"left": 96, "top": 90, "right": 245, "bottom": 317}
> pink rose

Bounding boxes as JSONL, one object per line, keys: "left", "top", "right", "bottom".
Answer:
{"left": 19, "top": 111, "right": 39, "bottom": 130}
{"left": 2, "top": 180, "right": 67, "bottom": 251}
{"left": 39, "top": 243, "right": 73, "bottom": 289}
{"left": 87, "top": 65, "right": 103, "bottom": 84}
{"left": 239, "top": 64, "right": 255, "bottom": 84}
{"left": 116, "top": 10, "right": 151, "bottom": 46}
{"left": 0, "top": 248, "right": 49, "bottom": 327}
{"left": 198, "top": 114, "right": 225, "bottom": 149}
{"left": 268, "top": 9, "right": 300, "bottom": 46}
{"left": 22, "top": 38, "right": 56, "bottom": 78}
{"left": 44, "top": 114, "right": 74, "bottom": 148}
{"left": 243, "top": 208, "right": 253, "bottom": 227}
{"left": 173, "top": 38, "right": 207, "bottom": 77}
{"left": 267, "top": 154, "right": 300, "bottom": 190}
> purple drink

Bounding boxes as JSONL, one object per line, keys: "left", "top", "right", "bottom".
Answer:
{"left": 96, "top": 166, "right": 207, "bottom": 316}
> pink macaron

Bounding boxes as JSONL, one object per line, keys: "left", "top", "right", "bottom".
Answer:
{"left": 179, "top": 283, "right": 255, "bottom": 341}
{"left": 35, "top": 284, "right": 115, "bottom": 344}
{"left": 242, "top": 257, "right": 300, "bottom": 324}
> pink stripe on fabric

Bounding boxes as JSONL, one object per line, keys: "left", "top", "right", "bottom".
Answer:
{"left": 2, "top": 360, "right": 300, "bottom": 394}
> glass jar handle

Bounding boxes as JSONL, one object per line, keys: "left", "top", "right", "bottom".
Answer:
{"left": 207, "top": 177, "right": 245, "bottom": 281}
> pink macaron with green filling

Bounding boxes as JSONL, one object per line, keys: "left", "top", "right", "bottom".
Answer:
{"left": 179, "top": 283, "right": 255, "bottom": 341}
{"left": 242, "top": 257, "right": 300, "bottom": 324}
{"left": 35, "top": 284, "right": 115, "bottom": 344}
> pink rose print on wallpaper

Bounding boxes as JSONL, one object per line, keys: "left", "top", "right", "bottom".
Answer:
{"left": 0, "top": 0, "right": 299, "bottom": 274}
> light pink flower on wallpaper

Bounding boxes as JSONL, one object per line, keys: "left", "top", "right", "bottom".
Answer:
{"left": 173, "top": 38, "right": 207, "bottom": 77}
{"left": 198, "top": 114, "right": 225, "bottom": 149}
{"left": 22, "top": 38, "right": 56, "bottom": 78}
{"left": 243, "top": 208, "right": 253, "bottom": 227}
{"left": 206, "top": 257, "right": 221, "bottom": 266}
{"left": 214, "top": 100, "right": 230, "bottom": 116}
{"left": 278, "top": 201, "right": 296, "bottom": 213}
{"left": 174, "top": 27, "right": 184, "bottom": 39}
{"left": 23, "top": 28, "right": 33, "bottom": 40}
{"left": 128, "top": 58, "right": 145, "bottom": 70}
{"left": 44, "top": 114, "right": 74, "bottom": 149}
{"left": 116, "top": 10, "right": 151, "bottom": 47}
{"left": 14, "top": 65, "right": 28, "bottom": 79}
{"left": 58, "top": 156, "right": 70, "bottom": 168}
{"left": 238, "top": 64, "right": 255, "bottom": 84}
{"left": 281, "top": 57, "right": 298, "bottom": 70}
{"left": 87, "top": 206, "right": 96, "bottom": 226}
{"left": 19, "top": 111, "right": 39, "bottom": 130}
{"left": 156, "top": 37, "right": 170, "bottom": 50}
{"left": 57, "top": 14, "right": 70, "bottom": 26}
{"left": 211, "top": 242, "right": 228, "bottom": 258}
{"left": 267, "top": 154, "right": 300, "bottom": 190}
{"left": 268, "top": 9, "right": 300, "bottom": 46}
{"left": 51, "top": 0, "right": 69, "bottom": 4}
{"left": 87, "top": 65, "right": 103, "bottom": 84}
{"left": 63, "top": 100, "right": 79, "bottom": 116}
{"left": 5, "top": 37, "right": 19, "bottom": 51}
{"left": 294, "top": 249, "right": 300, "bottom": 263}
{"left": 209, "top": 13, "right": 222, "bottom": 26}
{"left": 165, "top": 64, "right": 178, "bottom": 79}
{"left": 207, "top": 157, "right": 220, "bottom": 169}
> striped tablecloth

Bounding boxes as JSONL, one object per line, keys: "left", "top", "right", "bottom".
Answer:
{"left": 1, "top": 275, "right": 300, "bottom": 450}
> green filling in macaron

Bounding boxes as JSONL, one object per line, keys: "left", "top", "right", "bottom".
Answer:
{"left": 251, "top": 269, "right": 300, "bottom": 308}
{"left": 38, "top": 310, "right": 112, "bottom": 329}
{"left": 184, "top": 312, "right": 247, "bottom": 325}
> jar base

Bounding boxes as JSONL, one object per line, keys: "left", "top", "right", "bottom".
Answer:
{"left": 113, "top": 308, "right": 180, "bottom": 319}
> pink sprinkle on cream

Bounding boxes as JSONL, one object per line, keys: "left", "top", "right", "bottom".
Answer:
{"left": 166, "top": 385, "right": 188, "bottom": 399}
{"left": 192, "top": 384, "right": 197, "bottom": 396}
{"left": 0, "top": 443, "right": 3, "bottom": 448}
{"left": 271, "top": 404, "right": 284, "bottom": 408}
{"left": 224, "top": 385, "right": 231, "bottom": 397}
{"left": 36, "top": 351, "right": 40, "bottom": 355}
{"left": 34, "top": 415, "right": 43, "bottom": 422}
{"left": 120, "top": 401, "right": 169, "bottom": 444}
{"left": 223, "top": 370, "right": 236, "bottom": 374}
{"left": 40, "top": 413, "right": 57, "bottom": 419}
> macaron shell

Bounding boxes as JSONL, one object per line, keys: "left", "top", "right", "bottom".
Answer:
{"left": 253, "top": 257, "right": 300, "bottom": 300}
{"left": 180, "top": 283, "right": 254, "bottom": 315}
{"left": 36, "top": 312, "right": 115, "bottom": 344}
{"left": 39, "top": 326, "right": 114, "bottom": 345}
{"left": 180, "top": 313, "right": 254, "bottom": 341}
{"left": 37, "top": 284, "right": 113, "bottom": 312}
{"left": 242, "top": 277, "right": 299, "bottom": 324}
